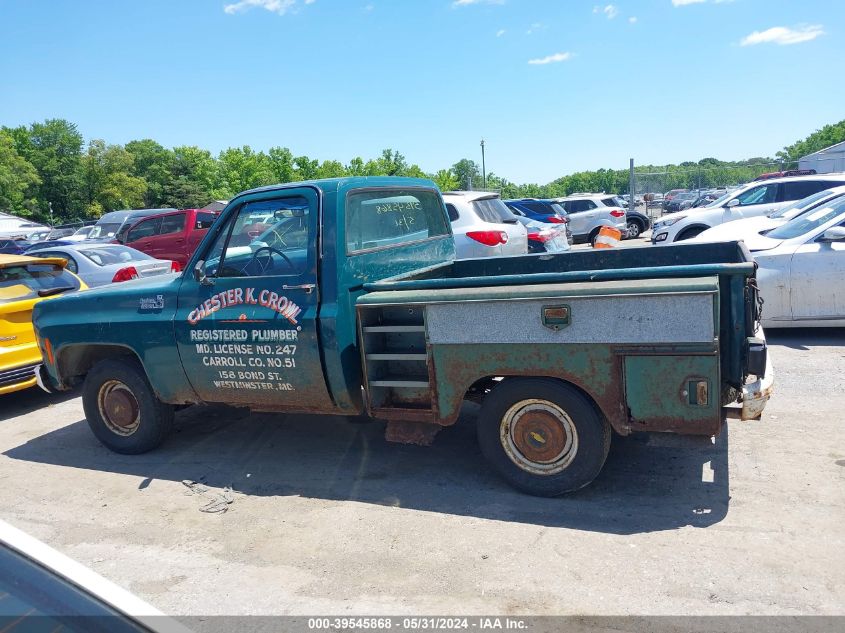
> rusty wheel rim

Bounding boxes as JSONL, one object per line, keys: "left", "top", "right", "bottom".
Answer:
{"left": 97, "top": 380, "right": 141, "bottom": 436}
{"left": 500, "top": 399, "right": 578, "bottom": 475}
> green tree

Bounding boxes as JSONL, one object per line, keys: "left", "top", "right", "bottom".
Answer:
{"left": 432, "top": 169, "right": 459, "bottom": 192}
{"left": 170, "top": 146, "right": 218, "bottom": 205}
{"left": 79, "top": 140, "right": 146, "bottom": 215}
{"left": 125, "top": 139, "right": 175, "bottom": 207}
{"left": 217, "top": 146, "right": 275, "bottom": 196}
{"left": 452, "top": 159, "right": 481, "bottom": 189}
{"left": 22, "top": 119, "right": 84, "bottom": 218}
{"left": 316, "top": 160, "right": 347, "bottom": 179}
{"left": 268, "top": 146, "right": 296, "bottom": 184}
{"left": 778, "top": 119, "right": 845, "bottom": 161}
{"left": 0, "top": 130, "right": 41, "bottom": 216}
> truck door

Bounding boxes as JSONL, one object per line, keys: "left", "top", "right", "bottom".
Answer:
{"left": 173, "top": 187, "right": 334, "bottom": 410}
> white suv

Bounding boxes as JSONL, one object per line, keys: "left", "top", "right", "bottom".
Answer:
{"left": 651, "top": 174, "right": 845, "bottom": 245}
{"left": 442, "top": 191, "right": 528, "bottom": 259}
{"left": 552, "top": 194, "right": 628, "bottom": 244}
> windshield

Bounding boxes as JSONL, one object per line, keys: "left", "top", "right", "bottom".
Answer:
{"left": 767, "top": 197, "right": 845, "bottom": 240}
{"left": 0, "top": 263, "right": 80, "bottom": 304}
{"left": 87, "top": 222, "right": 122, "bottom": 239}
{"left": 78, "top": 246, "right": 151, "bottom": 266}
{"left": 768, "top": 189, "right": 840, "bottom": 219}
{"left": 704, "top": 189, "right": 741, "bottom": 208}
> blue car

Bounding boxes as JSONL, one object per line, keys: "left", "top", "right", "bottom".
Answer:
{"left": 22, "top": 239, "right": 76, "bottom": 253}
{"left": 0, "top": 239, "right": 31, "bottom": 255}
{"left": 504, "top": 199, "right": 573, "bottom": 243}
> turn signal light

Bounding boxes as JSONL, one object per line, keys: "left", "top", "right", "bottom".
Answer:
{"left": 466, "top": 230, "right": 508, "bottom": 246}
{"left": 171, "top": 261, "right": 183, "bottom": 273}
{"left": 112, "top": 266, "right": 139, "bottom": 283}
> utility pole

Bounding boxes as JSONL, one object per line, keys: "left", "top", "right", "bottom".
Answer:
{"left": 48, "top": 201, "right": 54, "bottom": 228}
{"left": 480, "top": 139, "right": 487, "bottom": 190}
{"left": 629, "top": 158, "right": 635, "bottom": 213}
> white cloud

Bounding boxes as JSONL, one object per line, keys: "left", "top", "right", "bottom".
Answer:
{"left": 452, "top": 0, "right": 504, "bottom": 7}
{"left": 224, "top": 0, "right": 297, "bottom": 15}
{"left": 628, "top": 16, "right": 637, "bottom": 23}
{"left": 525, "top": 22, "right": 547, "bottom": 35}
{"left": 671, "top": 0, "right": 706, "bottom": 6}
{"left": 740, "top": 24, "right": 824, "bottom": 46}
{"left": 528, "top": 51, "right": 572, "bottom": 65}
{"left": 603, "top": 4, "right": 619, "bottom": 19}
{"left": 364, "top": 3, "right": 374, "bottom": 11}
{"left": 496, "top": 29, "right": 506, "bottom": 37}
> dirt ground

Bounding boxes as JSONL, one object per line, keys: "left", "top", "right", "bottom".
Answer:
{"left": 0, "top": 329, "right": 842, "bottom": 616}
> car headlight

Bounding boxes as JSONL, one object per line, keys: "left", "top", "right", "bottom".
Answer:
{"left": 658, "top": 215, "right": 686, "bottom": 227}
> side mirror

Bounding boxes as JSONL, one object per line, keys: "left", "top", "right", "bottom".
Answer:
{"left": 193, "top": 260, "right": 213, "bottom": 285}
{"left": 818, "top": 227, "right": 845, "bottom": 243}
{"left": 726, "top": 199, "right": 740, "bottom": 209}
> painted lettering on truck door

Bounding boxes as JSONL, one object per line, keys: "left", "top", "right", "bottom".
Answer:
{"left": 173, "top": 188, "right": 334, "bottom": 410}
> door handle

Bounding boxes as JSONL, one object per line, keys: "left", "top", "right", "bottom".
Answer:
{"left": 282, "top": 283, "right": 315, "bottom": 294}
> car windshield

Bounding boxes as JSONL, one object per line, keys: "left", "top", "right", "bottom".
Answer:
{"left": 77, "top": 246, "right": 151, "bottom": 266}
{"left": 0, "top": 262, "right": 80, "bottom": 304}
{"left": 704, "top": 190, "right": 741, "bottom": 208}
{"left": 87, "top": 222, "right": 122, "bottom": 239}
{"left": 767, "top": 197, "right": 845, "bottom": 240}
{"left": 768, "top": 189, "right": 839, "bottom": 219}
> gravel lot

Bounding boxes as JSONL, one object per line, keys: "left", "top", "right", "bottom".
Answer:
{"left": 0, "top": 329, "right": 842, "bottom": 617}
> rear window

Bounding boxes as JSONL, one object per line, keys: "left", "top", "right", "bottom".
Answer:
{"left": 78, "top": 246, "right": 150, "bottom": 267}
{"left": 445, "top": 204, "right": 460, "bottom": 222}
{"left": 781, "top": 180, "right": 845, "bottom": 202}
{"left": 517, "top": 200, "right": 555, "bottom": 217}
{"left": 0, "top": 263, "right": 80, "bottom": 305}
{"left": 471, "top": 198, "right": 514, "bottom": 224}
{"left": 346, "top": 189, "right": 450, "bottom": 254}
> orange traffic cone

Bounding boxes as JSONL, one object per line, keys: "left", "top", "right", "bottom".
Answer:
{"left": 593, "top": 226, "right": 622, "bottom": 248}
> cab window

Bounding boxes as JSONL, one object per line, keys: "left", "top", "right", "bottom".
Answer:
{"left": 203, "top": 196, "right": 312, "bottom": 278}
{"left": 346, "top": 188, "right": 450, "bottom": 254}
{"left": 126, "top": 217, "right": 162, "bottom": 242}
{"left": 160, "top": 213, "right": 186, "bottom": 235}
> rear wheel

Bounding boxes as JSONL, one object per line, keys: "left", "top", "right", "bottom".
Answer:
{"left": 476, "top": 378, "right": 611, "bottom": 496}
{"left": 82, "top": 358, "right": 174, "bottom": 454}
{"left": 589, "top": 229, "right": 601, "bottom": 247}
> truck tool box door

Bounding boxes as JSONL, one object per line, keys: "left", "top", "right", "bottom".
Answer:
{"left": 174, "top": 187, "right": 333, "bottom": 409}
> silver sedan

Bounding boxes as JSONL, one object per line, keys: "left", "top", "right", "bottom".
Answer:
{"left": 26, "top": 244, "right": 177, "bottom": 287}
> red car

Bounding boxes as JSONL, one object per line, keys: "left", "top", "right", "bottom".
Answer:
{"left": 121, "top": 208, "right": 219, "bottom": 267}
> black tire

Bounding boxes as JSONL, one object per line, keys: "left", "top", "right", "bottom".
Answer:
{"left": 675, "top": 226, "right": 705, "bottom": 241}
{"left": 589, "top": 229, "right": 601, "bottom": 248}
{"left": 476, "top": 378, "right": 611, "bottom": 496}
{"left": 82, "top": 358, "right": 174, "bottom": 454}
{"left": 626, "top": 220, "right": 643, "bottom": 239}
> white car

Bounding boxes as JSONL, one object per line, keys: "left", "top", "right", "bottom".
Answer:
{"left": 691, "top": 186, "right": 845, "bottom": 244}
{"left": 651, "top": 174, "right": 845, "bottom": 245}
{"left": 552, "top": 194, "right": 628, "bottom": 244}
{"left": 442, "top": 191, "right": 528, "bottom": 259}
{"left": 64, "top": 225, "right": 97, "bottom": 242}
{"left": 748, "top": 196, "right": 845, "bottom": 327}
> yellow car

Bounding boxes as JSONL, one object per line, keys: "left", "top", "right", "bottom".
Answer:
{"left": 0, "top": 254, "right": 86, "bottom": 395}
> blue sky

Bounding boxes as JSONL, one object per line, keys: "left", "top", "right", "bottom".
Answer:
{"left": 0, "top": 0, "right": 841, "bottom": 183}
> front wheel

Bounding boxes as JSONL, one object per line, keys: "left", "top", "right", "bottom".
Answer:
{"left": 82, "top": 358, "right": 174, "bottom": 454}
{"left": 626, "top": 220, "right": 642, "bottom": 239}
{"left": 477, "top": 378, "right": 611, "bottom": 496}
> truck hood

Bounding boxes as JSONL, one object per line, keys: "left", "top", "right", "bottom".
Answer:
{"left": 33, "top": 273, "right": 183, "bottom": 323}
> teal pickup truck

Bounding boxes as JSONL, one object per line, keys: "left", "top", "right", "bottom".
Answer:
{"left": 33, "top": 177, "right": 773, "bottom": 496}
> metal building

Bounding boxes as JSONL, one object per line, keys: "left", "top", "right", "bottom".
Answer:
{"left": 799, "top": 141, "right": 845, "bottom": 174}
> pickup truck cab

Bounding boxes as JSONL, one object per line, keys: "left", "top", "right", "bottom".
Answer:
{"left": 33, "top": 177, "right": 773, "bottom": 496}
{"left": 122, "top": 209, "right": 219, "bottom": 267}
